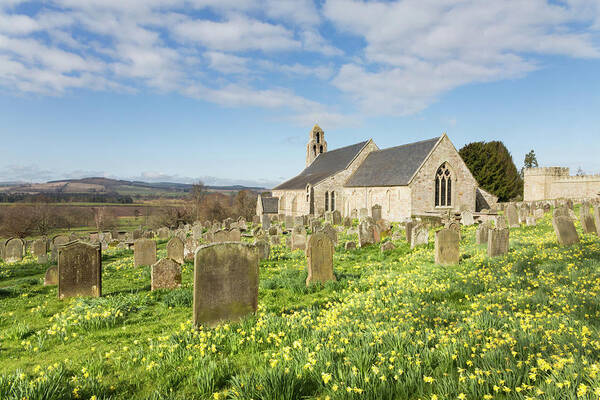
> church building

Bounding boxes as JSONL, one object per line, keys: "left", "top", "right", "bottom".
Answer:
{"left": 268, "top": 125, "right": 495, "bottom": 222}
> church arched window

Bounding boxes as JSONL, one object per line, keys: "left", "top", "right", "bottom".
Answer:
{"left": 316, "top": 132, "right": 320, "bottom": 143}
{"left": 313, "top": 145, "right": 317, "bottom": 156}
{"left": 330, "top": 191, "right": 335, "bottom": 211}
{"left": 306, "top": 185, "right": 310, "bottom": 202}
{"left": 325, "top": 192, "right": 329, "bottom": 211}
{"left": 386, "top": 189, "right": 391, "bottom": 213}
{"left": 319, "top": 145, "right": 323, "bottom": 153}
{"left": 435, "top": 163, "right": 452, "bottom": 207}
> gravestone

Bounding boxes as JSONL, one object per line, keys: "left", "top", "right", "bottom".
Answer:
{"left": 294, "top": 216, "right": 304, "bottom": 228}
{"left": 228, "top": 228, "right": 242, "bottom": 242}
{"left": 435, "top": 228, "right": 460, "bottom": 265}
{"left": 410, "top": 224, "right": 429, "bottom": 249}
{"left": 4, "top": 238, "right": 24, "bottom": 263}
{"left": 44, "top": 265, "right": 58, "bottom": 285}
{"left": 193, "top": 243, "right": 259, "bottom": 327}
{"left": 191, "top": 225, "right": 203, "bottom": 242}
{"left": 518, "top": 208, "right": 528, "bottom": 225}
{"left": 581, "top": 213, "right": 597, "bottom": 235}
{"left": 552, "top": 215, "right": 580, "bottom": 246}
{"left": 253, "top": 239, "right": 270, "bottom": 260}
{"left": 310, "top": 219, "right": 321, "bottom": 232}
{"left": 343, "top": 217, "right": 352, "bottom": 228}
{"left": 359, "top": 208, "right": 369, "bottom": 220}
{"left": 285, "top": 215, "right": 294, "bottom": 228}
{"left": 594, "top": 206, "right": 600, "bottom": 236}
{"left": 291, "top": 234, "right": 307, "bottom": 251}
{"left": 167, "top": 237, "right": 185, "bottom": 264}
{"left": 380, "top": 241, "right": 395, "bottom": 252}
{"left": 58, "top": 241, "right": 101, "bottom": 299}
{"left": 261, "top": 215, "right": 271, "bottom": 230}
{"left": 157, "top": 227, "right": 170, "bottom": 239}
{"left": 487, "top": 228, "right": 509, "bottom": 258}
{"left": 324, "top": 211, "right": 333, "bottom": 225}
{"left": 405, "top": 221, "right": 415, "bottom": 243}
{"left": 331, "top": 210, "right": 341, "bottom": 225}
{"left": 319, "top": 224, "right": 338, "bottom": 245}
{"left": 505, "top": 204, "right": 519, "bottom": 228}
{"left": 32, "top": 239, "right": 48, "bottom": 263}
{"left": 350, "top": 209, "right": 358, "bottom": 219}
{"left": 132, "top": 229, "right": 142, "bottom": 240}
{"left": 151, "top": 258, "right": 182, "bottom": 290}
{"left": 461, "top": 211, "right": 474, "bottom": 226}
{"left": 213, "top": 230, "right": 229, "bottom": 243}
{"left": 358, "top": 220, "right": 377, "bottom": 247}
{"left": 476, "top": 223, "right": 489, "bottom": 245}
{"left": 306, "top": 233, "right": 335, "bottom": 286}
{"left": 371, "top": 205, "right": 382, "bottom": 221}
{"left": 184, "top": 237, "right": 198, "bottom": 262}
{"left": 344, "top": 241, "right": 356, "bottom": 250}
{"left": 534, "top": 208, "right": 544, "bottom": 219}
{"left": 51, "top": 235, "right": 70, "bottom": 262}
{"left": 495, "top": 215, "right": 508, "bottom": 229}
{"left": 134, "top": 239, "right": 157, "bottom": 267}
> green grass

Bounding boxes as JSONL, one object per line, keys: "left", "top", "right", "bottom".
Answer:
{"left": 1, "top": 211, "right": 600, "bottom": 399}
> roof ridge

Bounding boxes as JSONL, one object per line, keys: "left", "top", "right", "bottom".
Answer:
{"left": 323, "top": 140, "right": 369, "bottom": 154}
{"left": 374, "top": 136, "right": 440, "bottom": 152}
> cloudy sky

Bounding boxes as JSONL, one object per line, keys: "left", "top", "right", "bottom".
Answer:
{"left": 1, "top": 0, "right": 599, "bottom": 187}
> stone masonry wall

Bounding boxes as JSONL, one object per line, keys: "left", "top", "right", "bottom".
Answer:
{"left": 524, "top": 167, "right": 600, "bottom": 201}
{"left": 342, "top": 186, "right": 412, "bottom": 221}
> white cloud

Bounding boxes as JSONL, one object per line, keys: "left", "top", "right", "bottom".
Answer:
{"left": 324, "top": 0, "right": 600, "bottom": 115}
{"left": 205, "top": 51, "right": 249, "bottom": 74}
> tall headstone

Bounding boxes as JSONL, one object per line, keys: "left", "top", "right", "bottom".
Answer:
{"left": 332, "top": 210, "right": 342, "bottom": 225}
{"left": 291, "top": 234, "right": 307, "bottom": 251}
{"left": 324, "top": 211, "right": 334, "bottom": 225}
{"left": 134, "top": 239, "right": 157, "bottom": 267}
{"left": 435, "top": 228, "right": 460, "bottom": 265}
{"left": 167, "top": 237, "right": 185, "bottom": 264}
{"left": 31, "top": 239, "right": 48, "bottom": 263}
{"left": 487, "top": 228, "right": 509, "bottom": 258}
{"left": 261, "top": 215, "right": 271, "bottom": 231}
{"left": 410, "top": 224, "right": 429, "bottom": 249}
{"left": 4, "top": 238, "right": 24, "bottom": 263}
{"left": 552, "top": 215, "right": 580, "bottom": 246}
{"left": 371, "top": 205, "right": 382, "bottom": 221}
{"left": 319, "top": 223, "right": 338, "bottom": 245}
{"left": 151, "top": 258, "right": 182, "bottom": 290}
{"left": 476, "top": 224, "right": 489, "bottom": 245}
{"left": 505, "top": 204, "right": 519, "bottom": 228}
{"left": 58, "top": 241, "right": 101, "bottom": 299}
{"left": 193, "top": 243, "right": 259, "bottom": 327}
{"left": 359, "top": 208, "right": 369, "bottom": 220}
{"left": 358, "top": 220, "right": 378, "bottom": 247}
{"left": 580, "top": 213, "right": 597, "bottom": 235}
{"left": 306, "top": 232, "right": 335, "bottom": 286}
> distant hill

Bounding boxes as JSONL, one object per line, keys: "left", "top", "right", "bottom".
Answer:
{"left": 0, "top": 177, "right": 266, "bottom": 197}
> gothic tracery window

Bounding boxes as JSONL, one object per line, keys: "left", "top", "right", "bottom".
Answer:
{"left": 435, "top": 163, "right": 452, "bottom": 207}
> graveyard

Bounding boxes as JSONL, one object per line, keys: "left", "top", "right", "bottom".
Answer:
{"left": 1, "top": 205, "right": 600, "bottom": 400}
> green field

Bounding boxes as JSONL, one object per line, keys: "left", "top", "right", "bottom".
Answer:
{"left": 1, "top": 211, "right": 600, "bottom": 399}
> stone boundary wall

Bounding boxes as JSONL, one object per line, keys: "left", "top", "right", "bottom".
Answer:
{"left": 524, "top": 167, "right": 600, "bottom": 201}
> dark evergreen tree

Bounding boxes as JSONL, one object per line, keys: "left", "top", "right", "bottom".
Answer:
{"left": 459, "top": 141, "right": 523, "bottom": 202}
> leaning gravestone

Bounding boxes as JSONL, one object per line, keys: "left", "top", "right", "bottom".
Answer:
{"left": 4, "top": 238, "right": 24, "bottom": 263}
{"left": 32, "top": 239, "right": 48, "bottom": 263}
{"left": 552, "top": 215, "right": 580, "bottom": 246}
{"left": 505, "top": 204, "right": 520, "bottom": 228}
{"left": 580, "top": 213, "right": 597, "bottom": 235}
{"left": 371, "top": 205, "right": 382, "bottom": 221}
{"left": 151, "top": 258, "right": 182, "bottom": 290}
{"left": 193, "top": 243, "right": 259, "bottom": 327}
{"left": 306, "top": 233, "right": 335, "bottom": 286}
{"left": 167, "top": 237, "right": 185, "bottom": 264}
{"left": 58, "top": 241, "right": 101, "bottom": 299}
{"left": 487, "top": 228, "right": 509, "bottom": 258}
{"left": 134, "top": 239, "right": 157, "bottom": 267}
{"left": 410, "top": 224, "right": 429, "bottom": 249}
{"left": 435, "top": 228, "right": 460, "bottom": 266}
{"left": 44, "top": 265, "right": 58, "bottom": 286}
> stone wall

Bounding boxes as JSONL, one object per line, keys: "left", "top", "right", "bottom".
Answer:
{"left": 342, "top": 186, "right": 412, "bottom": 220}
{"left": 271, "top": 189, "right": 308, "bottom": 216}
{"left": 524, "top": 167, "right": 600, "bottom": 201}
{"left": 410, "top": 135, "right": 478, "bottom": 214}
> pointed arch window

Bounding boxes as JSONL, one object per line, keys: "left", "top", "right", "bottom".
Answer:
{"left": 313, "top": 145, "right": 317, "bottom": 156}
{"left": 316, "top": 132, "right": 320, "bottom": 143}
{"left": 435, "top": 163, "right": 452, "bottom": 207}
{"left": 330, "top": 191, "right": 335, "bottom": 211}
{"left": 319, "top": 145, "right": 323, "bottom": 153}
{"left": 325, "top": 191, "right": 329, "bottom": 211}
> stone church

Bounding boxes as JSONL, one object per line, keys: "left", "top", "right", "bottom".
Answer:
{"left": 260, "top": 125, "right": 496, "bottom": 222}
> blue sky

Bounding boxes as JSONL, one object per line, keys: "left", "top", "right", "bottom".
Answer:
{"left": 1, "top": 0, "right": 600, "bottom": 188}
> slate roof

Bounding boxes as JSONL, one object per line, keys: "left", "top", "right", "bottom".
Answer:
{"left": 273, "top": 141, "right": 369, "bottom": 190}
{"left": 344, "top": 137, "right": 440, "bottom": 187}
{"left": 261, "top": 196, "right": 279, "bottom": 214}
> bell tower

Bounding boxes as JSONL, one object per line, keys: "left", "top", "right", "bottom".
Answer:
{"left": 306, "top": 124, "right": 327, "bottom": 166}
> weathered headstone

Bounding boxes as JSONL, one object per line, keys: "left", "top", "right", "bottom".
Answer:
{"left": 526, "top": 216, "right": 537, "bottom": 227}
{"left": 332, "top": 210, "right": 342, "bottom": 225}
{"left": 505, "top": 204, "right": 519, "bottom": 228}
{"left": 193, "top": 243, "right": 259, "bottom": 327}
{"left": 4, "top": 238, "right": 24, "bottom": 263}
{"left": 44, "top": 265, "right": 58, "bottom": 285}
{"left": 167, "top": 237, "right": 185, "bottom": 264}
{"left": 371, "top": 205, "right": 382, "bottom": 221}
{"left": 253, "top": 239, "right": 270, "bottom": 260}
{"left": 306, "top": 233, "right": 335, "bottom": 286}
{"left": 350, "top": 209, "right": 358, "bottom": 219}
{"left": 461, "top": 211, "right": 474, "bottom": 226}
{"left": 184, "top": 237, "right": 198, "bottom": 262}
{"left": 319, "top": 223, "right": 338, "bottom": 245}
{"left": 310, "top": 219, "right": 321, "bottom": 232}
{"left": 58, "top": 241, "right": 101, "bottom": 299}
{"left": 476, "top": 224, "right": 489, "bottom": 245}
{"left": 380, "top": 241, "right": 395, "bottom": 252}
{"left": 435, "top": 228, "right": 460, "bottom": 265}
{"left": 285, "top": 215, "right": 294, "bottom": 228}
{"left": 487, "top": 228, "right": 509, "bottom": 258}
{"left": 228, "top": 228, "right": 242, "bottom": 242}
{"left": 293, "top": 216, "right": 304, "bottom": 228}
{"left": 291, "top": 233, "right": 307, "bottom": 251}
{"left": 358, "top": 220, "right": 377, "bottom": 247}
{"left": 213, "top": 230, "right": 229, "bottom": 243}
{"left": 495, "top": 215, "right": 508, "bottom": 229}
{"left": 410, "top": 224, "right": 429, "bottom": 249}
{"left": 157, "top": 227, "right": 170, "bottom": 239}
{"left": 32, "top": 239, "right": 48, "bottom": 263}
{"left": 151, "top": 258, "right": 182, "bottom": 290}
{"left": 261, "top": 214, "right": 271, "bottom": 230}
{"left": 552, "top": 215, "right": 580, "bottom": 246}
{"left": 359, "top": 208, "right": 369, "bottom": 220}
{"left": 405, "top": 221, "right": 415, "bottom": 243}
{"left": 134, "top": 239, "right": 157, "bottom": 267}
{"left": 581, "top": 213, "right": 597, "bottom": 235}
{"left": 344, "top": 241, "right": 356, "bottom": 250}
{"left": 324, "top": 211, "right": 333, "bottom": 225}
{"left": 343, "top": 217, "right": 352, "bottom": 228}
